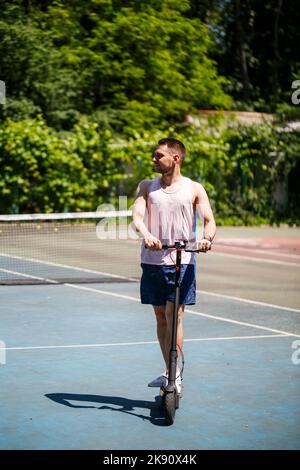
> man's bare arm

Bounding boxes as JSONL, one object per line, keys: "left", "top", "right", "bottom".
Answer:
{"left": 132, "top": 180, "right": 162, "bottom": 250}
{"left": 194, "top": 182, "right": 216, "bottom": 249}
{"left": 132, "top": 180, "right": 149, "bottom": 237}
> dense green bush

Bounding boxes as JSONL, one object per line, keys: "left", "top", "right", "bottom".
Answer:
{"left": 116, "top": 119, "right": 300, "bottom": 226}
{"left": 1, "top": 2, "right": 299, "bottom": 224}
{"left": 1, "top": 115, "right": 299, "bottom": 225}
{"left": 0, "top": 117, "right": 126, "bottom": 213}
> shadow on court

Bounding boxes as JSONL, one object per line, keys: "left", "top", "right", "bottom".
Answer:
{"left": 45, "top": 393, "right": 168, "bottom": 426}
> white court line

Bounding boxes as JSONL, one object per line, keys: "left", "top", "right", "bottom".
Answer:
{"left": 65, "top": 284, "right": 300, "bottom": 338}
{"left": 196, "top": 290, "right": 300, "bottom": 314}
{"left": 184, "top": 307, "right": 300, "bottom": 338}
{"left": 216, "top": 244, "right": 300, "bottom": 260}
{"left": 2, "top": 261, "right": 299, "bottom": 314}
{"left": 210, "top": 251, "right": 300, "bottom": 267}
{"left": 185, "top": 334, "right": 288, "bottom": 342}
{"left": 1, "top": 334, "right": 289, "bottom": 351}
{"left": 2, "top": 267, "right": 299, "bottom": 337}
{"left": 121, "top": 237, "right": 300, "bottom": 265}
{"left": 0, "top": 254, "right": 138, "bottom": 282}
{"left": 0, "top": 268, "right": 58, "bottom": 284}
{"left": 1, "top": 260, "right": 298, "bottom": 314}
{"left": 64, "top": 284, "right": 140, "bottom": 303}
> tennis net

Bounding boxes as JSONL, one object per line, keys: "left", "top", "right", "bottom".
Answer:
{"left": 0, "top": 211, "right": 142, "bottom": 285}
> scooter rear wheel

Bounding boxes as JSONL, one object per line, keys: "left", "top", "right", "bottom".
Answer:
{"left": 164, "top": 391, "right": 177, "bottom": 425}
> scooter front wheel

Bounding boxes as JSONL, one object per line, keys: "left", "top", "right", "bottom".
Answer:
{"left": 163, "top": 391, "right": 177, "bottom": 425}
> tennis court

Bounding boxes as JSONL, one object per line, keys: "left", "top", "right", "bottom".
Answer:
{"left": 0, "top": 215, "right": 299, "bottom": 449}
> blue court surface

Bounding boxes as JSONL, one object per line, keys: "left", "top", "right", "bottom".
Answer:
{"left": 0, "top": 278, "right": 299, "bottom": 450}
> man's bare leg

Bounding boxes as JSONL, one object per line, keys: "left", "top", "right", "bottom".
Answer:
{"left": 153, "top": 305, "right": 169, "bottom": 369}
{"left": 165, "top": 301, "right": 184, "bottom": 374}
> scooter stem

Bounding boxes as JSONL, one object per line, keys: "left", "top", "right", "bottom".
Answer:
{"left": 167, "top": 248, "right": 181, "bottom": 388}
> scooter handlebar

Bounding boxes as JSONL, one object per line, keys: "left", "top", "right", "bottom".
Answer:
{"left": 145, "top": 241, "right": 211, "bottom": 253}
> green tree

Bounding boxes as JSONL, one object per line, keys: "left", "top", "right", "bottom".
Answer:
{"left": 188, "top": 0, "right": 300, "bottom": 110}
{"left": 0, "top": 0, "right": 231, "bottom": 133}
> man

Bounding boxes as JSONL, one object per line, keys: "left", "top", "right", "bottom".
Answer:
{"left": 132, "top": 137, "right": 216, "bottom": 395}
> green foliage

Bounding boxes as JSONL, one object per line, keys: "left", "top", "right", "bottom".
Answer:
{"left": 0, "top": 1, "right": 299, "bottom": 224}
{"left": 0, "top": 0, "right": 231, "bottom": 133}
{"left": 195, "top": 0, "right": 300, "bottom": 111}
{"left": 0, "top": 116, "right": 126, "bottom": 213}
{"left": 111, "top": 119, "right": 300, "bottom": 225}
{"left": 187, "top": 122, "right": 299, "bottom": 225}
{"left": 1, "top": 115, "right": 299, "bottom": 225}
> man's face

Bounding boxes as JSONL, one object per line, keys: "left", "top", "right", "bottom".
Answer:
{"left": 152, "top": 145, "right": 176, "bottom": 173}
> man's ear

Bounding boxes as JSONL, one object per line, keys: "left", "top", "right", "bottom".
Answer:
{"left": 173, "top": 154, "right": 181, "bottom": 164}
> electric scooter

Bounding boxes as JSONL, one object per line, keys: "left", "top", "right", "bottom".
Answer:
{"left": 159, "top": 240, "right": 209, "bottom": 425}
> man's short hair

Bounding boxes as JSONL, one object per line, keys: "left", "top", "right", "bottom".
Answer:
{"left": 158, "top": 137, "right": 186, "bottom": 162}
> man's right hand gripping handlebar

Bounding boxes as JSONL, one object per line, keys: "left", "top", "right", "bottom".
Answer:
{"left": 144, "top": 234, "right": 163, "bottom": 251}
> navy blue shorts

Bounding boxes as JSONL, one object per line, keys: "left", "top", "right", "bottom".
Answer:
{"left": 140, "top": 263, "right": 196, "bottom": 306}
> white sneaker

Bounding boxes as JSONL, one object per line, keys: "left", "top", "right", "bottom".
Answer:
{"left": 175, "top": 374, "right": 183, "bottom": 397}
{"left": 148, "top": 371, "right": 168, "bottom": 388}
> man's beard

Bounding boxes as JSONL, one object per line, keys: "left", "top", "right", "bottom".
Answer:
{"left": 153, "top": 163, "right": 163, "bottom": 173}
{"left": 154, "top": 163, "right": 174, "bottom": 174}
